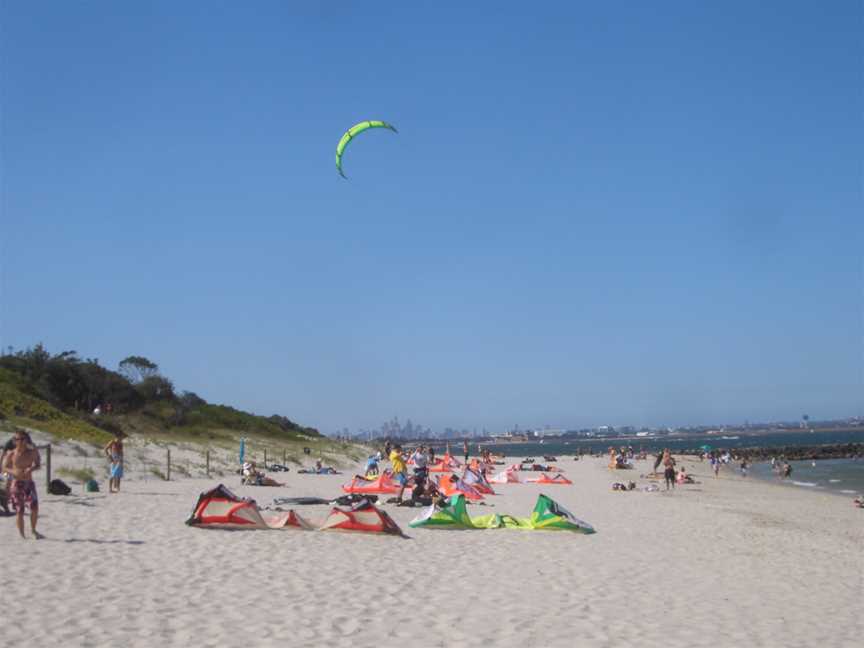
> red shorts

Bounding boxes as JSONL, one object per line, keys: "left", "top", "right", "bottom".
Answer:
{"left": 10, "top": 479, "right": 38, "bottom": 511}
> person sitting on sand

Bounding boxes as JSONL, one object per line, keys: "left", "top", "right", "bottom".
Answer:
{"left": 243, "top": 461, "right": 284, "bottom": 487}
{"left": 2, "top": 429, "right": 43, "bottom": 539}
{"left": 365, "top": 454, "right": 379, "bottom": 476}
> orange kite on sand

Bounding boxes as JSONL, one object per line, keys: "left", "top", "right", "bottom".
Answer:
{"left": 525, "top": 473, "right": 572, "bottom": 485}
{"left": 341, "top": 472, "right": 402, "bottom": 494}
{"left": 436, "top": 474, "right": 485, "bottom": 501}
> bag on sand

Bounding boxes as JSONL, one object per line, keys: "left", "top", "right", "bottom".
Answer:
{"left": 85, "top": 479, "right": 100, "bottom": 493}
{"left": 48, "top": 479, "right": 72, "bottom": 495}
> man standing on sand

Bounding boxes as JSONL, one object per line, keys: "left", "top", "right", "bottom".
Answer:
{"left": 389, "top": 444, "right": 408, "bottom": 503}
{"left": 104, "top": 432, "right": 125, "bottom": 493}
{"left": 663, "top": 450, "right": 676, "bottom": 491}
{"left": 2, "top": 429, "right": 43, "bottom": 539}
{"left": 463, "top": 440, "right": 469, "bottom": 465}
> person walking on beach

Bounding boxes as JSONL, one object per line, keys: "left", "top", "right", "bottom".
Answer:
{"left": 662, "top": 450, "right": 676, "bottom": 491}
{"left": 711, "top": 454, "right": 721, "bottom": 478}
{"left": 104, "top": 432, "right": 125, "bottom": 494}
{"left": 740, "top": 458, "right": 749, "bottom": 478}
{"left": 652, "top": 451, "right": 664, "bottom": 476}
{"left": 2, "top": 429, "right": 43, "bottom": 539}
{"left": 463, "top": 440, "right": 469, "bottom": 465}
{"left": 389, "top": 444, "right": 408, "bottom": 503}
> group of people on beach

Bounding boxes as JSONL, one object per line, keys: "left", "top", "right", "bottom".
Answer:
{"left": 367, "top": 440, "right": 481, "bottom": 506}
{"left": 770, "top": 457, "right": 794, "bottom": 479}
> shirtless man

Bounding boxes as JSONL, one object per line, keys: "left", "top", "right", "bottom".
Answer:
{"left": 2, "top": 430, "right": 43, "bottom": 539}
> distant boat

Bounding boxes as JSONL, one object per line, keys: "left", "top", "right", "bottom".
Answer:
{"left": 721, "top": 436, "right": 740, "bottom": 440}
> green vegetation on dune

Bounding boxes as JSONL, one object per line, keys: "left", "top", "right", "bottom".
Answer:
{"left": 0, "top": 370, "right": 112, "bottom": 444}
{"left": 0, "top": 345, "right": 322, "bottom": 448}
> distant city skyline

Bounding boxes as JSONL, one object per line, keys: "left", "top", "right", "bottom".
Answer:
{"left": 335, "top": 412, "right": 860, "bottom": 440}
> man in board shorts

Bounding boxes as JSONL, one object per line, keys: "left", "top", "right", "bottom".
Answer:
{"left": 2, "top": 429, "right": 43, "bottom": 539}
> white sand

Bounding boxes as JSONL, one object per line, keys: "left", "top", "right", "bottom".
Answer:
{"left": 2, "top": 443, "right": 862, "bottom": 648}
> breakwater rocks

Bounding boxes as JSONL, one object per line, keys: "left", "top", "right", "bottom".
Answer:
{"left": 684, "top": 444, "right": 863, "bottom": 461}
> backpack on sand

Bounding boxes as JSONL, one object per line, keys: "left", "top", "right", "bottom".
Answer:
{"left": 48, "top": 479, "right": 72, "bottom": 495}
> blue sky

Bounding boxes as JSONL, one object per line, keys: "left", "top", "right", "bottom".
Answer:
{"left": 1, "top": 1, "right": 861, "bottom": 433}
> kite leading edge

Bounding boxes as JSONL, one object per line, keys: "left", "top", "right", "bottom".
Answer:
{"left": 335, "top": 120, "right": 398, "bottom": 178}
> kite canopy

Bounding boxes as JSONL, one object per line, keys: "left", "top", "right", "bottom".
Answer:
{"left": 341, "top": 472, "right": 402, "bottom": 494}
{"left": 335, "top": 120, "right": 398, "bottom": 178}
{"left": 187, "top": 485, "right": 403, "bottom": 535}
{"left": 525, "top": 473, "right": 573, "bottom": 485}
{"left": 185, "top": 484, "right": 311, "bottom": 530}
{"left": 409, "top": 494, "right": 595, "bottom": 533}
{"left": 319, "top": 500, "right": 405, "bottom": 536}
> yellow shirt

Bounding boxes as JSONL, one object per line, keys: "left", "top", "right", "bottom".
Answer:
{"left": 389, "top": 450, "right": 406, "bottom": 475}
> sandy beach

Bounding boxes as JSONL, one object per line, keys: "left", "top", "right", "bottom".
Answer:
{"left": 3, "top": 442, "right": 862, "bottom": 648}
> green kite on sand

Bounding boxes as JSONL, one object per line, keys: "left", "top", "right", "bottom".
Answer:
{"left": 335, "top": 120, "right": 398, "bottom": 178}
{"left": 409, "top": 493, "right": 596, "bottom": 533}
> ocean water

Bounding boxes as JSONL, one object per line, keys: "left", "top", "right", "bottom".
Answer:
{"left": 446, "top": 429, "right": 864, "bottom": 459}
{"left": 425, "top": 430, "right": 864, "bottom": 497}
{"left": 746, "top": 458, "right": 864, "bottom": 496}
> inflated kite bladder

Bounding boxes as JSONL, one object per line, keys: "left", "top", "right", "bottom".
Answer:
{"left": 409, "top": 493, "right": 595, "bottom": 533}
{"left": 186, "top": 484, "right": 405, "bottom": 536}
{"left": 335, "top": 120, "right": 397, "bottom": 178}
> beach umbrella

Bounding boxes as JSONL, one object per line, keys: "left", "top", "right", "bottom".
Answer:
{"left": 239, "top": 438, "right": 246, "bottom": 465}
{"left": 700, "top": 444, "right": 712, "bottom": 451}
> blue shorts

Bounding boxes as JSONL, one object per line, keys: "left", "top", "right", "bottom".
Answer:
{"left": 110, "top": 462, "right": 124, "bottom": 479}
{"left": 393, "top": 472, "right": 407, "bottom": 486}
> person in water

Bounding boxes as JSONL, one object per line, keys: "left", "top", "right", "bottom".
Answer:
{"left": 3, "top": 429, "right": 43, "bottom": 539}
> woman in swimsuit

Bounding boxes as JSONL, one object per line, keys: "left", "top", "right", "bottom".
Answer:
{"left": 104, "top": 433, "right": 125, "bottom": 494}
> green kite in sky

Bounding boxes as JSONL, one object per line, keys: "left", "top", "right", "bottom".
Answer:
{"left": 335, "top": 120, "right": 398, "bottom": 178}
